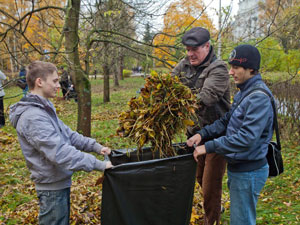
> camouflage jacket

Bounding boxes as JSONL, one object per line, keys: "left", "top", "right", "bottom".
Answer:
{"left": 171, "top": 47, "right": 231, "bottom": 135}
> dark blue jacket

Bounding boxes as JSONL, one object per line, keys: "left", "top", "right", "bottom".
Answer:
{"left": 198, "top": 74, "right": 274, "bottom": 172}
{"left": 19, "top": 68, "right": 27, "bottom": 82}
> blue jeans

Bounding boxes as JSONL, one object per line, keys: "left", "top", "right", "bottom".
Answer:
{"left": 227, "top": 164, "right": 269, "bottom": 225}
{"left": 37, "top": 188, "right": 70, "bottom": 225}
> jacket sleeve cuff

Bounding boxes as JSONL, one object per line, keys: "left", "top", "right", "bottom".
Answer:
{"left": 205, "top": 141, "right": 215, "bottom": 154}
{"left": 198, "top": 129, "right": 208, "bottom": 140}
{"left": 94, "top": 159, "right": 107, "bottom": 171}
{"left": 93, "top": 143, "right": 103, "bottom": 154}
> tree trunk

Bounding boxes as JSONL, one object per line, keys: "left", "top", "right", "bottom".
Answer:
{"left": 119, "top": 49, "right": 124, "bottom": 80}
{"left": 103, "top": 42, "right": 110, "bottom": 102}
{"left": 8, "top": 37, "right": 15, "bottom": 73}
{"left": 64, "top": 0, "right": 91, "bottom": 136}
{"left": 113, "top": 50, "right": 119, "bottom": 87}
{"left": 113, "top": 63, "right": 119, "bottom": 87}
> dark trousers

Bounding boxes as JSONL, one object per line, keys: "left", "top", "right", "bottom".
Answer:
{"left": 60, "top": 81, "right": 69, "bottom": 99}
{"left": 196, "top": 153, "right": 226, "bottom": 225}
{"left": 0, "top": 97, "right": 5, "bottom": 126}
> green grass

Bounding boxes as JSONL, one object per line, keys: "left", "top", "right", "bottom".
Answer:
{"left": 1, "top": 76, "right": 299, "bottom": 224}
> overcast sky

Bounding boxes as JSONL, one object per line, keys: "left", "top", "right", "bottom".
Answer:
{"left": 204, "top": 0, "right": 239, "bottom": 27}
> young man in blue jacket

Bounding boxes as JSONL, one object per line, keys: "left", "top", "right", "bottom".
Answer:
{"left": 187, "top": 44, "right": 273, "bottom": 225}
{"left": 10, "top": 61, "right": 112, "bottom": 225}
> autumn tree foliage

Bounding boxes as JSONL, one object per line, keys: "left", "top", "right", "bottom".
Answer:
{"left": 0, "top": 0, "right": 65, "bottom": 72}
{"left": 1, "top": 0, "right": 204, "bottom": 136}
{"left": 259, "top": 0, "right": 300, "bottom": 53}
{"left": 153, "top": 0, "right": 215, "bottom": 67}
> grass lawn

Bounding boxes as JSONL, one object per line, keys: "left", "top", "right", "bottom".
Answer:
{"left": 0, "top": 76, "right": 299, "bottom": 224}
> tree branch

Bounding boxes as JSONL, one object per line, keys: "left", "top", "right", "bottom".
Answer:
{"left": 91, "top": 38, "right": 174, "bottom": 68}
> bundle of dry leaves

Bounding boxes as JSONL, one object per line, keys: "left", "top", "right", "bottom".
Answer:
{"left": 117, "top": 73, "right": 197, "bottom": 157}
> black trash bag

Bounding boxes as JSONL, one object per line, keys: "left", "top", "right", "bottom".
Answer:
{"left": 101, "top": 143, "right": 197, "bottom": 225}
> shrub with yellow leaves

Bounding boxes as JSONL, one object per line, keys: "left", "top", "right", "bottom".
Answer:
{"left": 117, "top": 73, "right": 197, "bottom": 158}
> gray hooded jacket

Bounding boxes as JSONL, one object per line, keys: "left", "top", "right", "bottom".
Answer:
{"left": 9, "top": 93, "right": 106, "bottom": 190}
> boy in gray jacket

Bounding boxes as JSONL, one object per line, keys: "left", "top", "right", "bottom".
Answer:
{"left": 9, "top": 61, "right": 112, "bottom": 225}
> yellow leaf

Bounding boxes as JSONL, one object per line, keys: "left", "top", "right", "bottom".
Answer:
{"left": 139, "top": 135, "right": 146, "bottom": 146}
{"left": 183, "top": 119, "right": 194, "bottom": 126}
{"left": 148, "top": 131, "right": 155, "bottom": 138}
{"left": 190, "top": 207, "right": 200, "bottom": 223}
{"left": 123, "top": 122, "right": 131, "bottom": 130}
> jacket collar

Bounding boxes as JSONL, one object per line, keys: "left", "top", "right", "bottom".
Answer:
{"left": 21, "top": 93, "right": 52, "bottom": 107}
{"left": 20, "top": 93, "right": 57, "bottom": 115}
{"left": 237, "top": 74, "right": 262, "bottom": 92}
{"left": 9, "top": 93, "right": 56, "bottom": 128}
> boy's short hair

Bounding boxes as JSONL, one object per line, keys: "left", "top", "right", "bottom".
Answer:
{"left": 26, "top": 61, "right": 57, "bottom": 90}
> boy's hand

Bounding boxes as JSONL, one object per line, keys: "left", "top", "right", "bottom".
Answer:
{"left": 94, "top": 143, "right": 111, "bottom": 155}
{"left": 187, "top": 133, "right": 202, "bottom": 147}
{"left": 193, "top": 145, "right": 207, "bottom": 162}
{"left": 100, "top": 147, "right": 111, "bottom": 155}
{"left": 105, "top": 161, "right": 113, "bottom": 169}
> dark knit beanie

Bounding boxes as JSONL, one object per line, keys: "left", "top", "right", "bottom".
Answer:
{"left": 228, "top": 44, "right": 261, "bottom": 70}
{"left": 182, "top": 27, "right": 210, "bottom": 47}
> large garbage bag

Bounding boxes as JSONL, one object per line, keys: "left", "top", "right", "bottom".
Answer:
{"left": 101, "top": 143, "right": 197, "bottom": 225}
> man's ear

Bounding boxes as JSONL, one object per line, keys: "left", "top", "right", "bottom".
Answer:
{"left": 203, "top": 41, "right": 210, "bottom": 49}
{"left": 35, "top": 77, "right": 43, "bottom": 88}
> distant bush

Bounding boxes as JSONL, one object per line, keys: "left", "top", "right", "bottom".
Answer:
{"left": 123, "top": 69, "right": 132, "bottom": 78}
{"left": 151, "top": 67, "right": 171, "bottom": 74}
{"left": 258, "top": 38, "right": 300, "bottom": 74}
{"left": 262, "top": 72, "right": 300, "bottom": 84}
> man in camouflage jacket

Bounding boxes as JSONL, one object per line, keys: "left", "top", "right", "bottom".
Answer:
{"left": 171, "top": 27, "right": 230, "bottom": 225}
